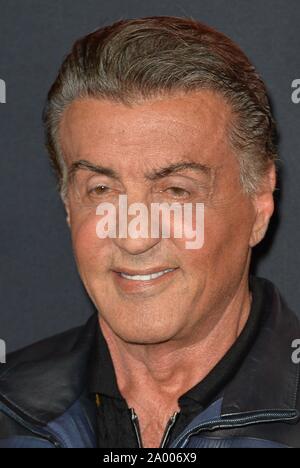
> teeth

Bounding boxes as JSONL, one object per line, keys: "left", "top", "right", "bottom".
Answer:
{"left": 120, "top": 268, "right": 175, "bottom": 281}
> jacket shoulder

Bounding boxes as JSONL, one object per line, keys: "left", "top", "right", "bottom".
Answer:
{"left": 0, "top": 324, "right": 85, "bottom": 377}
{"left": 0, "top": 314, "right": 98, "bottom": 427}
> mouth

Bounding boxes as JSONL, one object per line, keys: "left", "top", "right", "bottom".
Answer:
{"left": 112, "top": 266, "right": 179, "bottom": 292}
{"left": 117, "top": 268, "right": 176, "bottom": 281}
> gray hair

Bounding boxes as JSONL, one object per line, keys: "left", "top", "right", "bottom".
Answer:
{"left": 43, "top": 16, "right": 278, "bottom": 200}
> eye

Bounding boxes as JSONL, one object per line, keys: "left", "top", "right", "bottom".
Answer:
{"left": 88, "top": 185, "right": 109, "bottom": 196}
{"left": 164, "top": 187, "right": 190, "bottom": 198}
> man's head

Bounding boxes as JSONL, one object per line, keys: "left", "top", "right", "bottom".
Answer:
{"left": 43, "top": 17, "right": 277, "bottom": 345}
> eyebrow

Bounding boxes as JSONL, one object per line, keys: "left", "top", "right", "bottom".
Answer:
{"left": 68, "top": 160, "right": 120, "bottom": 182}
{"left": 67, "top": 158, "right": 213, "bottom": 183}
{"left": 145, "top": 161, "right": 213, "bottom": 180}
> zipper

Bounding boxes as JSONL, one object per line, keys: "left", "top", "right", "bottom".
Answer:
{"left": 130, "top": 408, "right": 179, "bottom": 449}
{"left": 0, "top": 399, "right": 62, "bottom": 448}
{"left": 130, "top": 408, "right": 143, "bottom": 448}
{"left": 171, "top": 410, "right": 299, "bottom": 448}
{"left": 159, "top": 411, "right": 179, "bottom": 448}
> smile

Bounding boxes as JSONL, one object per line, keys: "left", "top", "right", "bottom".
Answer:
{"left": 119, "top": 268, "right": 176, "bottom": 281}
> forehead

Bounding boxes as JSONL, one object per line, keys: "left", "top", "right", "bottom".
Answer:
{"left": 60, "top": 90, "right": 234, "bottom": 170}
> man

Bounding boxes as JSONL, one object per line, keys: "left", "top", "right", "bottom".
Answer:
{"left": 0, "top": 16, "right": 299, "bottom": 448}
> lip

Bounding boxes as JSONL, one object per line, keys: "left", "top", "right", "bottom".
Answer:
{"left": 112, "top": 267, "right": 179, "bottom": 293}
{"left": 113, "top": 266, "right": 178, "bottom": 276}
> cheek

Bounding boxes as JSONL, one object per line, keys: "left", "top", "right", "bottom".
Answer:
{"left": 173, "top": 202, "right": 254, "bottom": 277}
{"left": 203, "top": 203, "right": 254, "bottom": 271}
{"left": 70, "top": 211, "right": 108, "bottom": 272}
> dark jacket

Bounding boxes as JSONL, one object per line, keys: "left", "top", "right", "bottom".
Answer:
{"left": 0, "top": 276, "right": 299, "bottom": 448}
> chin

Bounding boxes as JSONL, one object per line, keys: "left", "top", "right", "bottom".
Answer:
{"left": 117, "top": 332, "right": 176, "bottom": 346}
{"left": 107, "top": 315, "right": 181, "bottom": 345}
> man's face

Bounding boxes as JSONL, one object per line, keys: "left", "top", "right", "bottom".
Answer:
{"left": 60, "top": 91, "right": 267, "bottom": 345}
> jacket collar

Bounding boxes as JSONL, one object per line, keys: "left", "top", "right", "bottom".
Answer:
{"left": 221, "top": 277, "right": 300, "bottom": 415}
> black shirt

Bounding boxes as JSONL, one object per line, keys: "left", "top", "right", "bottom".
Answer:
{"left": 88, "top": 275, "right": 265, "bottom": 448}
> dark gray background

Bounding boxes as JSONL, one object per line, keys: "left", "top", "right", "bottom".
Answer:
{"left": 0, "top": 0, "right": 299, "bottom": 352}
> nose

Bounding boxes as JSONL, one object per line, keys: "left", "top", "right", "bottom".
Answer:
{"left": 111, "top": 192, "right": 161, "bottom": 255}
{"left": 113, "top": 235, "right": 161, "bottom": 256}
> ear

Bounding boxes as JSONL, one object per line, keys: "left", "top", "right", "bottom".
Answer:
{"left": 249, "top": 162, "right": 276, "bottom": 248}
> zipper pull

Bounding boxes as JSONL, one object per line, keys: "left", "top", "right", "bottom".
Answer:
{"left": 130, "top": 408, "right": 143, "bottom": 448}
{"left": 159, "top": 411, "right": 179, "bottom": 448}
